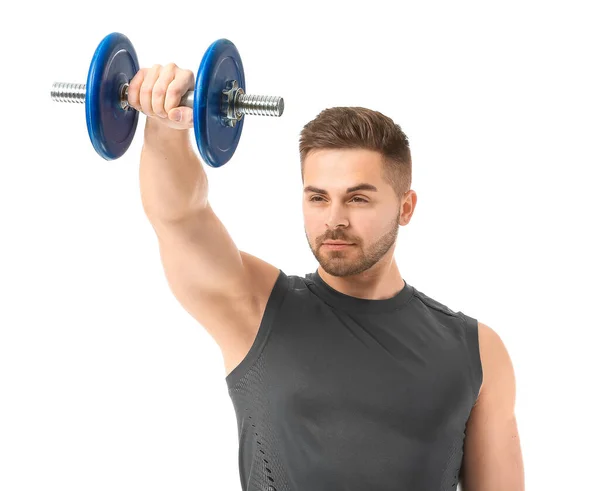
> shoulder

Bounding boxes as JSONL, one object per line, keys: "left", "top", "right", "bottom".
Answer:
{"left": 475, "top": 321, "right": 516, "bottom": 403}
{"left": 411, "top": 286, "right": 461, "bottom": 318}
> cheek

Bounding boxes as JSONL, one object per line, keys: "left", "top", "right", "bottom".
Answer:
{"left": 302, "top": 207, "right": 320, "bottom": 227}
{"left": 302, "top": 214, "right": 318, "bottom": 236}
{"left": 352, "top": 217, "right": 386, "bottom": 242}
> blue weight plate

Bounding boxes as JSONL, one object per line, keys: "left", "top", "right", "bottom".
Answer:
{"left": 194, "top": 39, "right": 245, "bottom": 168}
{"left": 86, "top": 32, "right": 139, "bottom": 160}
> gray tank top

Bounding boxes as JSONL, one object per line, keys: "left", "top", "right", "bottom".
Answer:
{"left": 225, "top": 269, "right": 482, "bottom": 491}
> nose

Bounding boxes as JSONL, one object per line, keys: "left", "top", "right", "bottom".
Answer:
{"left": 326, "top": 216, "right": 349, "bottom": 230}
{"left": 325, "top": 202, "right": 349, "bottom": 230}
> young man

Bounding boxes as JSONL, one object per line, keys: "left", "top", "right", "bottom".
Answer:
{"left": 128, "top": 63, "right": 525, "bottom": 491}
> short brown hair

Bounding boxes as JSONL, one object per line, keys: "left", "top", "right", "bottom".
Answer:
{"left": 299, "top": 107, "right": 412, "bottom": 201}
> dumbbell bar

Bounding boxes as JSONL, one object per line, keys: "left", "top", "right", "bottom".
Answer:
{"left": 51, "top": 32, "right": 284, "bottom": 167}
{"left": 51, "top": 81, "right": 282, "bottom": 118}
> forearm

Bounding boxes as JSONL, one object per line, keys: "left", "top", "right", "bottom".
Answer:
{"left": 139, "top": 118, "right": 208, "bottom": 222}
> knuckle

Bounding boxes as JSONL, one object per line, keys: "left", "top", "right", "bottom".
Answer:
{"left": 133, "top": 70, "right": 147, "bottom": 87}
{"left": 153, "top": 84, "right": 166, "bottom": 97}
{"left": 168, "top": 82, "right": 185, "bottom": 97}
{"left": 184, "top": 69, "right": 195, "bottom": 83}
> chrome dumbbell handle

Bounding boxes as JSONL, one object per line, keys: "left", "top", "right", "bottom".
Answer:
{"left": 50, "top": 80, "right": 284, "bottom": 126}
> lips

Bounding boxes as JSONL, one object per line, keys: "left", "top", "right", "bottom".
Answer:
{"left": 322, "top": 242, "right": 354, "bottom": 250}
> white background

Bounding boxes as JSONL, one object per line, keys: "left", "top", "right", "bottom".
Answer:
{"left": 1, "top": 1, "right": 599, "bottom": 489}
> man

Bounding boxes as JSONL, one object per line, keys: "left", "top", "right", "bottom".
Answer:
{"left": 128, "top": 63, "right": 525, "bottom": 491}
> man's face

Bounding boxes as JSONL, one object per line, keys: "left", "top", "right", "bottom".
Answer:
{"left": 302, "top": 148, "right": 414, "bottom": 278}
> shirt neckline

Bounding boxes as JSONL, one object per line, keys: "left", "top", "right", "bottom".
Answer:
{"left": 304, "top": 269, "right": 415, "bottom": 313}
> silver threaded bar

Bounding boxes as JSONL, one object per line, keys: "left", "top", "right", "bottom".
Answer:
{"left": 237, "top": 94, "right": 283, "bottom": 117}
{"left": 50, "top": 81, "right": 284, "bottom": 119}
{"left": 51, "top": 82, "right": 86, "bottom": 103}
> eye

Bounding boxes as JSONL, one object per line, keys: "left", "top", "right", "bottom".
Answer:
{"left": 308, "top": 196, "right": 368, "bottom": 203}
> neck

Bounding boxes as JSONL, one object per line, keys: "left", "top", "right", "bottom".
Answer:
{"left": 317, "top": 260, "right": 405, "bottom": 301}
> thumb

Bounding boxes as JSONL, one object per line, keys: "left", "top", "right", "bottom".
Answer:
{"left": 167, "top": 107, "right": 194, "bottom": 126}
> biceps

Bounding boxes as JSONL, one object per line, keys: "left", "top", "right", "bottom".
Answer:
{"left": 461, "top": 408, "right": 524, "bottom": 491}
{"left": 461, "top": 324, "right": 525, "bottom": 490}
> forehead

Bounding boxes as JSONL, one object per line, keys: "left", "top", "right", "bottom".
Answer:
{"left": 303, "top": 148, "right": 385, "bottom": 185}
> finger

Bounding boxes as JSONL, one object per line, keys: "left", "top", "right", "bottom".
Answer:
{"left": 140, "top": 64, "right": 162, "bottom": 117}
{"left": 167, "top": 106, "right": 193, "bottom": 127}
{"left": 152, "top": 62, "right": 177, "bottom": 118}
{"left": 164, "top": 68, "right": 195, "bottom": 113}
{"left": 127, "top": 67, "right": 147, "bottom": 111}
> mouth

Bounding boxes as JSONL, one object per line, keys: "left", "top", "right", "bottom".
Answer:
{"left": 322, "top": 243, "right": 354, "bottom": 250}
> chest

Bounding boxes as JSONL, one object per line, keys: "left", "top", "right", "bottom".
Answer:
{"left": 267, "top": 308, "right": 474, "bottom": 441}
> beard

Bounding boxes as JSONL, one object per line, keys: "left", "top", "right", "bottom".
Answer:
{"left": 305, "top": 208, "right": 401, "bottom": 278}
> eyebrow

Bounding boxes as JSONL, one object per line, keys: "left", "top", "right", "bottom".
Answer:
{"left": 303, "top": 183, "right": 379, "bottom": 194}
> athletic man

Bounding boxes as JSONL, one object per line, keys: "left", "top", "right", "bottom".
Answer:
{"left": 127, "top": 63, "right": 525, "bottom": 491}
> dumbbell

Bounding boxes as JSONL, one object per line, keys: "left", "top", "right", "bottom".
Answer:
{"left": 51, "top": 32, "right": 284, "bottom": 167}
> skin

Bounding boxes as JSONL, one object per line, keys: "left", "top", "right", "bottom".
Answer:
{"left": 127, "top": 63, "right": 195, "bottom": 129}
{"left": 302, "top": 147, "right": 416, "bottom": 300}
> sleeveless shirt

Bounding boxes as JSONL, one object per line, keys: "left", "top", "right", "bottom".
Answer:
{"left": 225, "top": 269, "right": 483, "bottom": 491}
